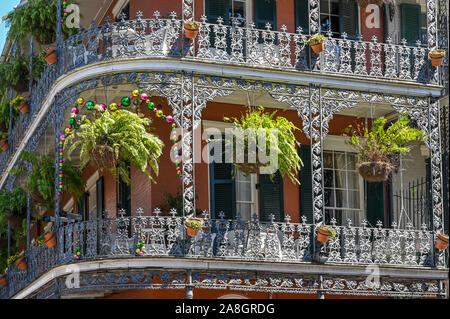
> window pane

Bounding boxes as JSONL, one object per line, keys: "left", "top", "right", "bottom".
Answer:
{"left": 330, "top": 16, "right": 340, "bottom": 33}
{"left": 346, "top": 153, "right": 356, "bottom": 169}
{"left": 331, "top": 0, "right": 339, "bottom": 15}
{"left": 236, "top": 171, "right": 251, "bottom": 201}
{"left": 324, "top": 169, "right": 334, "bottom": 187}
{"left": 347, "top": 171, "right": 358, "bottom": 190}
{"left": 335, "top": 189, "right": 344, "bottom": 207}
{"left": 237, "top": 203, "right": 251, "bottom": 221}
{"left": 324, "top": 151, "right": 333, "bottom": 168}
{"left": 334, "top": 151, "right": 345, "bottom": 169}
{"left": 348, "top": 190, "right": 360, "bottom": 209}
{"left": 324, "top": 188, "right": 335, "bottom": 207}
{"left": 335, "top": 170, "right": 346, "bottom": 189}
{"left": 320, "top": 0, "right": 329, "bottom": 14}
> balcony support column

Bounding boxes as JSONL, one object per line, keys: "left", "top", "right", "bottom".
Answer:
{"left": 308, "top": 0, "right": 321, "bottom": 35}
{"left": 186, "top": 270, "right": 194, "bottom": 299}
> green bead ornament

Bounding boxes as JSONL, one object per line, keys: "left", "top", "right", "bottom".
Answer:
{"left": 121, "top": 97, "right": 131, "bottom": 107}
{"left": 85, "top": 101, "right": 95, "bottom": 110}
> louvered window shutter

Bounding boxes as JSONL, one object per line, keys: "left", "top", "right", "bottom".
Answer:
{"left": 401, "top": 4, "right": 421, "bottom": 45}
{"left": 340, "top": 0, "right": 358, "bottom": 39}
{"left": 299, "top": 145, "right": 313, "bottom": 223}
{"left": 259, "top": 171, "right": 284, "bottom": 222}
{"left": 254, "top": 0, "right": 277, "bottom": 30}
{"left": 366, "top": 181, "right": 385, "bottom": 227}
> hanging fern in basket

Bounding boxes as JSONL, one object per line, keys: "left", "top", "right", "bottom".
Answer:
{"left": 65, "top": 109, "right": 164, "bottom": 184}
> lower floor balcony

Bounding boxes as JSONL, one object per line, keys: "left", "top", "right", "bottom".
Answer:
{"left": 0, "top": 212, "right": 448, "bottom": 299}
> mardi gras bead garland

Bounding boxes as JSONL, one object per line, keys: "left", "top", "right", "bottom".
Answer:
{"left": 58, "top": 89, "right": 182, "bottom": 197}
{"left": 61, "top": 1, "right": 69, "bottom": 24}
{"left": 135, "top": 229, "right": 146, "bottom": 256}
{"left": 73, "top": 231, "right": 81, "bottom": 260}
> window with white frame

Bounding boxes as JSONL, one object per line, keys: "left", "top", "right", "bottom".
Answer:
{"left": 323, "top": 136, "right": 364, "bottom": 226}
{"left": 229, "top": 0, "right": 248, "bottom": 26}
{"left": 235, "top": 170, "right": 258, "bottom": 221}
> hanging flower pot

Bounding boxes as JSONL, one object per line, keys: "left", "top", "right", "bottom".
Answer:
{"left": 357, "top": 161, "right": 393, "bottom": 182}
{"left": 0, "top": 138, "right": 9, "bottom": 151}
{"left": 185, "top": 218, "right": 203, "bottom": 237}
{"left": 17, "top": 99, "right": 30, "bottom": 114}
{"left": 45, "top": 48, "right": 58, "bottom": 65}
{"left": 44, "top": 231, "right": 57, "bottom": 248}
{"left": 317, "top": 225, "right": 336, "bottom": 243}
{"left": 89, "top": 145, "right": 118, "bottom": 170}
{"left": 429, "top": 49, "right": 446, "bottom": 67}
{"left": 435, "top": 234, "right": 449, "bottom": 250}
{"left": 0, "top": 275, "right": 7, "bottom": 287}
{"left": 14, "top": 256, "right": 27, "bottom": 270}
{"left": 306, "top": 34, "right": 325, "bottom": 54}
{"left": 184, "top": 21, "right": 201, "bottom": 39}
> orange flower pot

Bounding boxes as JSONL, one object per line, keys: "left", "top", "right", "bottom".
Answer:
{"left": 44, "top": 231, "right": 57, "bottom": 248}
{"left": 18, "top": 100, "right": 30, "bottom": 114}
{"left": 0, "top": 138, "right": 9, "bottom": 151}
{"left": 311, "top": 42, "right": 325, "bottom": 54}
{"left": 15, "top": 256, "right": 27, "bottom": 270}
{"left": 185, "top": 219, "right": 202, "bottom": 237}
{"left": 429, "top": 50, "right": 445, "bottom": 67}
{"left": 0, "top": 275, "right": 7, "bottom": 287}
{"left": 317, "top": 227, "right": 330, "bottom": 243}
{"left": 45, "top": 48, "right": 58, "bottom": 65}
{"left": 435, "top": 234, "right": 449, "bottom": 250}
{"left": 184, "top": 22, "right": 199, "bottom": 39}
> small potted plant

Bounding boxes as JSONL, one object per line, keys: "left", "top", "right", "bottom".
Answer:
{"left": 224, "top": 106, "right": 303, "bottom": 183}
{"left": 185, "top": 218, "right": 203, "bottom": 237}
{"left": 435, "top": 234, "right": 449, "bottom": 250}
{"left": 44, "top": 48, "right": 58, "bottom": 65}
{"left": 306, "top": 34, "right": 325, "bottom": 54}
{"left": 317, "top": 225, "right": 337, "bottom": 243}
{"left": 345, "top": 116, "right": 423, "bottom": 182}
{"left": 7, "top": 252, "right": 27, "bottom": 271}
{"left": 429, "top": 49, "right": 446, "bottom": 67}
{"left": 42, "top": 230, "right": 57, "bottom": 248}
{"left": 0, "top": 132, "right": 9, "bottom": 151}
{"left": 0, "top": 187, "right": 27, "bottom": 228}
{"left": 10, "top": 96, "right": 29, "bottom": 114}
{"left": 184, "top": 21, "right": 201, "bottom": 39}
{"left": 0, "top": 274, "right": 6, "bottom": 287}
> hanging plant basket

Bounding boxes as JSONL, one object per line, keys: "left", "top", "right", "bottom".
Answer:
{"left": 184, "top": 21, "right": 201, "bottom": 39}
{"left": 357, "top": 161, "right": 393, "bottom": 182}
{"left": 17, "top": 99, "right": 30, "bottom": 114}
{"left": 89, "top": 145, "right": 118, "bottom": 170}
{"left": 0, "top": 138, "right": 9, "bottom": 151}
{"left": 356, "top": 0, "right": 387, "bottom": 8}
{"left": 429, "top": 49, "right": 446, "bottom": 67}
{"left": 14, "top": 256, "right": 27, "bottom": 270}
{"left": 44, "top": 231, "right": 57, "bottom": 248}
{"left": 185, "top": 218, "right": 203, "bottom": 237}
{"left": 435, "top": 234, "right": 449, "bottom": 250}
{"left": 235, "top": 152, "right": 270, "bottom": 175}
{"left": 0, "top": 275, "right": 7, "bottom": 287}
{"left": 45, "top": 48, "right": 58, "bottom": 65}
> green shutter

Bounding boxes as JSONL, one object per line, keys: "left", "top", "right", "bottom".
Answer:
{"left": 299, "top": 145, "right": 313, "bottom": 223}
{"left": 259, "top": 171, "right": 284, "bottom": 222}
{"left": 366, "top": 181, "right": 385, "bottom": 227}
{"left": 205, "top": 0, "right": 230, "bottom": 24}
{"left": 96, "top": 177, "right": 104, "bottom": 219}
{"left": 401, "top": 4, "right": 421, "bottom": 45}
{"left": 77, "top": 193, "right": 87, "bottom": 221}
{"left": 209, "top": 136, "right": 236, "bottom": 219}
{"left": 118, "top": 166, "right": 131, "bottom": 217}
{"left": 339, "top": 0, "right": 358, "bottom": 38}
{"left": 295, "top": 0, "right": 309, "bottom": 33}
{"left": 254, "top": 0, "right": 276, "bottom": 30}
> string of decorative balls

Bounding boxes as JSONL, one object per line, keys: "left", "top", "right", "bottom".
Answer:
{"left": 61, "top": 1, "right": 68, "bottom": 24}
{"left": 58, "top": 89, "right": 183, "bottom": 198}
{"left": 73, "top": 231, "right": 81, "bottom": 260}
{"left": 135, "top": 230, "right": 146, "bottom": 256}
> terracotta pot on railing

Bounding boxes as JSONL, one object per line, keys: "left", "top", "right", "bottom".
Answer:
{"left": 0, "top": 138, "right": 9, "bottom": 151}
{"left": 18, "top": 99, "right": 30, "bottom": 114}
{"left": 14, "top": 256, "right": 27, "bottom": 271}
{"left": 185, "top": 218, "right": 202, "bottom": 237}
{"left": 311, "top": 42, "right": 325, "bottom": 54}
{"left": 317, "top": 227, "right": 330, "bottom": 243}
{"left": 429, "top": 50, "right": 445, "bottom": 67}
{"left": 435, "top": 234, "right": 449, "bottom": 250}
{"left": 0, "top": 275, "right": 7, "bottom": 287}
{"left": 45, "top": 48, "right": 58, "bottom": 65}
{"left": 184, "top": 22, "right": 200, "bottom": 39}
{"left": 44, "top": 231, "right": 57, "bottom": 248}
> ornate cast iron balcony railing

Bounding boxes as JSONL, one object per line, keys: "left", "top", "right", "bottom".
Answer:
{"left": 1, "top": 209, "right": 447, "bottom": 299}
{"left": 0, "top": 12, "right": 445, "bottom": 179}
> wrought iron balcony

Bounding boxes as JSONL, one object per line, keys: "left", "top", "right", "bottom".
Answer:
{"left": 0, "top": 209, "right": 447, "bottom": 299}
{"left": 0, "top": 13, "right": 445, "bottom": 179}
